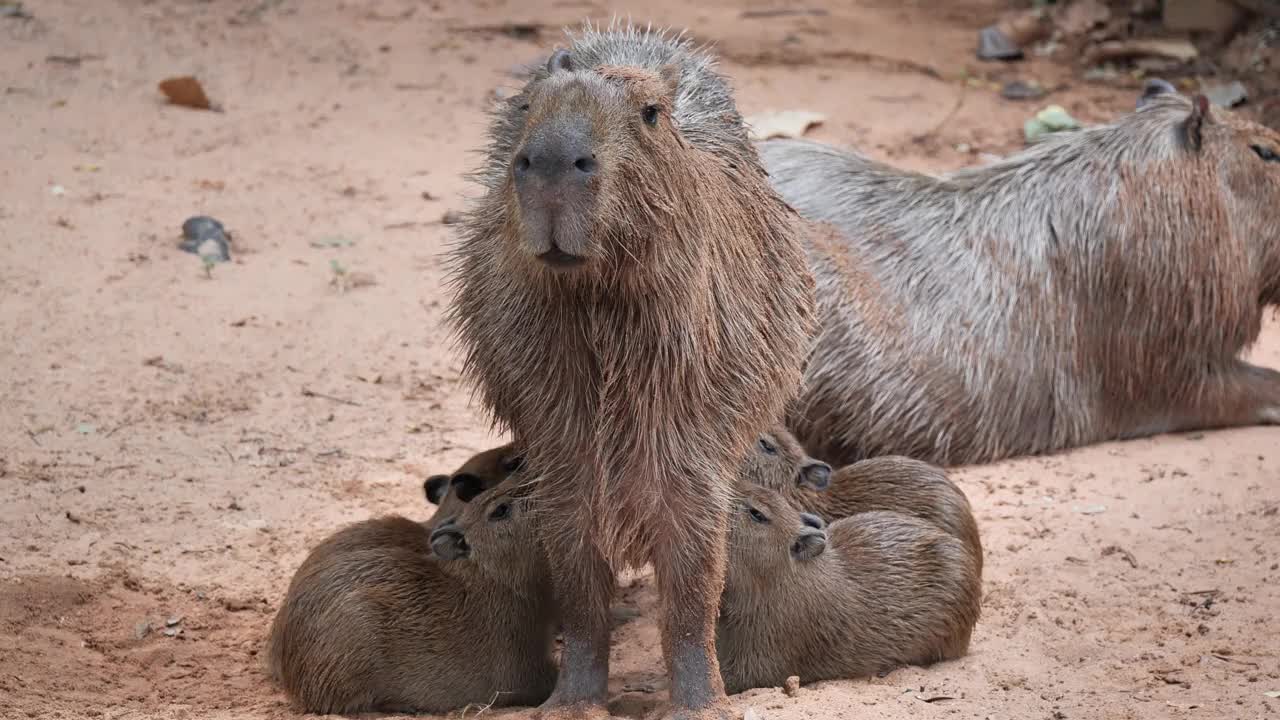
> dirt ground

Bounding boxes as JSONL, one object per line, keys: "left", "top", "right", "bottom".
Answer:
{"left": 2, "top": 1, "right": 1278, "bottom": 719}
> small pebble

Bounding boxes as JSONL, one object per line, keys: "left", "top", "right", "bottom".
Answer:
{"left": 977, "top": 26, "right": 1023, "bottom": 61}
{"left": 1000, "top": 80, "right": 1046, "bottom": 101}
{"left": 783, "top": 675, "right": 801, "bottom": 697}
{"left": 133, "top": 621, "right": 151, "bottom": 640}
{"left": 165, "top": 615, "right": 183, "bottom": 627}
{"left": 179, "top": 215, "right": 231, "bottom": 262}
{"left": 441, "top": 210, "right": 464, "bottom": 225}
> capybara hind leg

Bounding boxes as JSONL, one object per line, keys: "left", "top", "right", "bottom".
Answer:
{"left": 536, "top": 528, "right": 615, "bottom": 720}
{"left": 653, "top": 511, "right": 734, "bottom": 720}
{"left": 1155, "top": 362, "right": 1280, "bottom": 434}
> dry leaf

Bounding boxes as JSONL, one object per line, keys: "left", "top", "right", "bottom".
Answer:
{"left": 745, "top": 110, "right": 825, "bottom": 141}
{"left": 158, "top": 75, "right": 212, "bottom": 110}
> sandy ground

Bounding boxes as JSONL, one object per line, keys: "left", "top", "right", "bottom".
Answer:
{"left": 2, "top": 1, "right": 1279, "bottom": 719}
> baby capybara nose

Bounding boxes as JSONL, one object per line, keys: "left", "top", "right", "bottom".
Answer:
{"left": 800, "top": 512, "right": 825, "bottom": 530}
{"left": 791, "top": 527, "right": 827, "bottom": 561}
{"left": 429, "top": 526, "right": 469, "bottom": 561}
{"left": 512, "top": 118, "right": 597, "bottom": 187}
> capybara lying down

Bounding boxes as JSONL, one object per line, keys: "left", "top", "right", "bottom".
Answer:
{"left": 717, "top": 484, "right": 982, "bottom": 694}
{"left": 448, "top": 22, "right": 815, "bottom": 720}
{"left": 745, "top": 427, "right": 981, "bottom": 570}
{"left": 762, "top": 90, "right": 1280, "bottom": 466}
{"left": 266, "top": 480, "right": 556, "bottom": 714}
{"left": 422, "top": 442, "right": 522, "bottom": 530}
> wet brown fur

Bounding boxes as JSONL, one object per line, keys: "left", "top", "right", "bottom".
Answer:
{"left": 448, "top": 24, "right": 815, "bottom": 718}
{"left": 266, "top": 481, "right": 556, "bottom": 715}
{"left": 762, "top": 94, "right": 1280, "bottom": 466}
{"left": 718, "top": 484, "right": 982, "bottom": 694}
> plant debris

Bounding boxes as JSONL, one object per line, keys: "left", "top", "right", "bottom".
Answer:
{"left": 744, "top": 110, "right": 826, "bottom": 141}
{"left": 158, "top": 75, "right": 215, "bottom": 111}
{"left": 179, "top": 216, "right": 231, "bottom": 262}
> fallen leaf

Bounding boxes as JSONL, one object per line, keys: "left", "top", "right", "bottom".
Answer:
{"left": 158, "top": 75, "right": 213, "bottom": 110}
{"left": 1264, "top": 690, "right": 1280, "bottom": 698}
{"left": 745, "top": 110, "right": 826, "bottom": 141}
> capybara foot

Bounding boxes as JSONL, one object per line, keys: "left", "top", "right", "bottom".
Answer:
{"left": 1260, "top": 406, "right": 1280, "bottom": 424}
{"left": 535, "top": 699, "right": 615, "bottom": 720}
{"left": 646, "top": 699, "right": 738, "bottom": 720}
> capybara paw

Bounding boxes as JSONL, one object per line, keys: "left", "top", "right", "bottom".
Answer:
{"left": 1260, "top": 406, "right": 1280, "bottom": 424}
{"left": 647, "top": 700, "right": 738, "bottom": 720}
{"left": 534, "top": 701, "right": 615, "bottom": 720}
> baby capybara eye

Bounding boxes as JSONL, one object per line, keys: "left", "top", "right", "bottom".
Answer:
{"left": 488, "top": 502, "right": 512, "bottom": 522}
{"left": 748, "top": 506, "right": 770, "bottom": 524}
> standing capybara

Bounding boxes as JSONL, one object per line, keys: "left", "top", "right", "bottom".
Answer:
{"left": 744, "top": 427, "right": 981, "bottom": 567}
{"left": 761, "top": 91, "right": 1280, "bottom": 466}
{"left": 266, "top": 481, "right": 556, "bottom": 715}
{"left": 448, "top": 23, "right": 815, "bottom": 719}
{"left": 422, "top": 443, "right": 523, "bottom": 530}
{"left": 717, "top": 484, "right": 982, "bottom": 694}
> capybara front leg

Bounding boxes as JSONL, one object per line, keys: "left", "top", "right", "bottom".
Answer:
{"left": 536, "top": 525, "right": 615, "bottom": 720}
{"left": 653, "top": 502, "right": 734, "bottom": 720}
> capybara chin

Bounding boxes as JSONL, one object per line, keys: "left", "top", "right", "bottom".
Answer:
{"left": 423, "top": 442, "right": 523, "bottom": 530}
{"left": 744, "top": 427, "right": 981, "bottom": 570}
{"left": 448, "top": 22, "right": 815, "bottom": 720}
{"left": 717, "top": 485, "right": 982, "bottom": 695}
{"left": 266, "top": 482, "right": 556, "bottom": 715}
{"left": 762, "top": 91, "right": 1280, "bottom": 466}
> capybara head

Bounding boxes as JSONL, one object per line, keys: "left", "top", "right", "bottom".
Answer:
{"left": 423, "top": 443, "right": 524, "bottom": 508}
{"left": 727, "top": 484, "right": 827, "bottom": 591}
{"left": 429, "top": 483, "right": 545, "bottom": 594}
{"left": 1139, "top": 93, "right": 1280, "bottom": 300}
{"left": 483, "top": 27, "right": 754, "bottom": 274}
{"left": 738, "top": 426, "right": 831, "bottom": 493}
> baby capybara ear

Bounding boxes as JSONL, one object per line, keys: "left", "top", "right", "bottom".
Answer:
{"left": 1183, "top": 94, "right": 1212, "bottom": 152}
{"left": 799, "top": 460, "right": 832, "bottom": 491}
{"left": 546, "top": 48, "right": 572, "bottom": 74}
{"left": 1137, "top": 77, "right": 1177, "bottom": 110}
{"left": 452, "top": 474, "right": 486, "bottom": 503}
{"left": 424, "top": 475, "right": 450, "bottom": 505}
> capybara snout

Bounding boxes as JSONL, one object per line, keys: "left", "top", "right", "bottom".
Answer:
{"left": 792, "top": 526, "right": 827, "bottom": 561}
{"left": 429, "top": 523, "right": 467, "bottom": 560}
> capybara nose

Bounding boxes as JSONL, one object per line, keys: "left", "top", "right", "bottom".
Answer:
{"left": 800, "top": 461, "right": 831, "bottom": 491}
{"left": 513, "top": 118, "right": 597, "bottom": 186}
{"left": 791, "top": 528, "right": 827, "bottom": 561}
{"left": 429, "top": 527, "right": 470, "bottom": 561}
{"left": 800, "top": 512, "right": 825, "bottom": 530}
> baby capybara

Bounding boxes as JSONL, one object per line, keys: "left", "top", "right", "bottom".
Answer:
{"left": 717, "top": 484, "right": 982, "bottom": 694}
{"left": 266, "top": 482, "right": 556, "bottom": 714}
{"left": 762, "top": 90, "right": 1280, "bottom": 466}
{"left": 745, "top": 427, "right": 981, "bottom": 568}
{"left": 422, "top": 442, "right": 522, "bottom": 530}
{"left": 448, "top": 24, "right": 814, "bottom": 720}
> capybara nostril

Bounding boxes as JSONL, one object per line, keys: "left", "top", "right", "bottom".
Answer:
{"left": 429, "top": 527, "right": 469, "bottom": 561}
{"left": 513, "top": 153, "right": 532, "bottom": 177}
{"left": 800, "top": 460, "right": 831, "bottom": 491}
{"left": 800, "top": 512, "right": 825, "bottom": 531}
{"left": 791, "top": 528, "right": 827, "bottom": 561}
{"left": 573, "top": 155, "right": 597, "bottom": 174}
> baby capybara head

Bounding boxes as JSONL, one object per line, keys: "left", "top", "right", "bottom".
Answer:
{"left": 429, "top": 482, "right": 545, "bottom": 594}
{"left": 738, "top": 426, "right": 831, "bottom": 493}
{"left": 1135, "top": 89, "right": 1280, "bottom": 300}
{"left": 423, "top": 443, "right": 524, "bottom": 508}
{"left": 727, "top": 484, "right": 827, "bottom": 590}
{"left": 482, "top": 25, "right": 753, "bottom": 274}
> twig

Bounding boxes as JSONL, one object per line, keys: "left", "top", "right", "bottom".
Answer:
{"left": 105, "top": 418, "right": 139, "bottom": 438}
{"left": 740, "top": 8, "right": 829, "bottom": 18}
{"left": 1210, "top": 654, "right": 1259, "bottom": 667}
{"left": 301, "top": 387, "right": 361, "bottom": 406}
{"left": 221, "top": 444, "right": 236, "bottom": 464}
{"left": 913, "top": 83, "right": 967, "bottom": 142}
{"left": 26, "top": 429, "right": 41, "bottom": 446}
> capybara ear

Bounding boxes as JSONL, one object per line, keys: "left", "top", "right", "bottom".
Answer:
{"left": 424, "top": 475, "right": 450, "bottom": 505}
{"left": 1137, "top": 78, "right": 1177, "bottom": 110}
{"left": 799, "top": 460, "right": 832, "bottom": 491}
{"left": 452, "top": 473, "right": 485, "bottom": 503}
{"left": 658, "top": 64, "right": 681, "bottom": 97}
{"left": 546, "top": 48, "right": 573, "bottom": 75}
{"left": 1183, "top": 94, "right": 1212, "bottom": 152}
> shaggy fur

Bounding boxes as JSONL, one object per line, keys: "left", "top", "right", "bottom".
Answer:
{"left": 745, "top": 427, "right": 982, "bottom": 569}
{"left": 761, "top": 93, "right": 1280, "bottom": 466}
{"left": 447, "top": 22, "right": 815, "bottom": 719}
{"left": 266, "top": 481, "right": 556, "bottom": 715}
{"left": 718, "top": 485, "right": 982, "bottom": 694}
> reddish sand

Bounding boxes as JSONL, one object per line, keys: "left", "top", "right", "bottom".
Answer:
{"left": 1, "top": 1, "right": 1278, "bottom": 719}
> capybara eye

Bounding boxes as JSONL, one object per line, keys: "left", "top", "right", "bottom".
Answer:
{"left": 488, "top": 502, "right": 511, "bottom": 522}
{"left": 642, "top": 104, "right": 659, "bottom": 126}
{"left": 758, "top": 438, "right": 777, "bottom": 455}
{"left": 748, "top": 506, "right": 769, "bottom": 524}
{"left": 501, "top": 455, "right": 525, "bottom": 473}
{"left": 1252, "top": 144, "right": 1279, "bottom": 163}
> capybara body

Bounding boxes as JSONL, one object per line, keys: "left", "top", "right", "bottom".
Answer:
{"left": 266, "top": 483, "right": 556, "bottom": 715}
{"left": 746, "top": 427, "right": 982, "bottom": 568}
{"left": 422, "top": 442, "right": 522, "bottom": 530}
{"left": 449, "top": 23, "right": 815, "bottom": 718}
{"left": 717, "top": 484, "right": 982, "bottom": 694}
{"left": 762, "top": 93, "right": 1280, "bottom": 466}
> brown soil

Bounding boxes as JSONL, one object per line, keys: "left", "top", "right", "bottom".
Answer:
{"left": 1, "top": 1, "right": 1277, "bottom": 719}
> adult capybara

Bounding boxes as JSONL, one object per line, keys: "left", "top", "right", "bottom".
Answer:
{"left": 448, "top": 24, "right": 815, "bottom": 719}
{"left": 266, "top": 482, "right": 556, "bottom": 714}
{"left": 422, "top": 443, "right": 522, "bottom": 530}
{"left": 745, "top": 427, "right": 981, "bottom": 568}
{"left": 717, "top": 484, "right": 982, "bottom": 694}
{"left": 761, "top": 91, "right": 1280, "bottom": 466}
